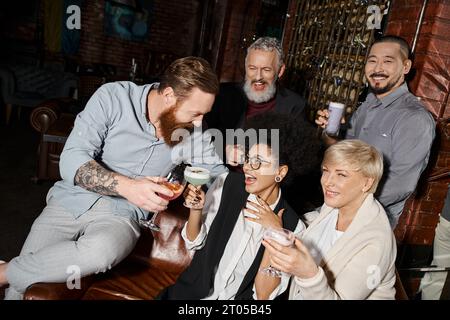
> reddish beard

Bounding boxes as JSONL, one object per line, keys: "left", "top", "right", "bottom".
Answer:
{"left": 159, "top": 104, "right": 194, "bottom": 147}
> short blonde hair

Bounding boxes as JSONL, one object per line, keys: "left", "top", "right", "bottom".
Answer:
{"left": 323, "top": 140, "right": 384, "bottom": 193}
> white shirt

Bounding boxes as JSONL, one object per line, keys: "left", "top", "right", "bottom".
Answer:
{"left": 291, "top": 208, "right": 344, "bottom": 300}
{"left": 181, "top": 172, "right": 305, "bottom": 300}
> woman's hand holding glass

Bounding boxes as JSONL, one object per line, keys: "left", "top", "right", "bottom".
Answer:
{"left": 262, "top": 237, "right": 319, "bottom": 279}
{"left": 183, "top": 184, "right": 205, "bottom": 211}
{"left": 259, "top": 227, "right": 295, "bottom": 277}
{"left": 183, "top": 166, "right": 210, "bottom": 209}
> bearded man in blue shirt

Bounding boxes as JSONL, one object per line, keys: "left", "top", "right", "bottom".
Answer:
{"left": 0, "top": 57, "right": 227, "bottom": 299}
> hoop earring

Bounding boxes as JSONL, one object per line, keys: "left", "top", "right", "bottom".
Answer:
{"left": 275, "top": 176, "right": 282, "bottom": 183}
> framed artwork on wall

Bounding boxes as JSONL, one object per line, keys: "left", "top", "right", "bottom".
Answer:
{"left": 104, "top": 0, "right": 153, "bottom": 41}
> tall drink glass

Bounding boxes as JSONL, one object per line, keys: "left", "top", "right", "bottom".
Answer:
{"left": 325, "top": 101, "right": 345, "bottom": 137}
{"left": 139, "top": 164, "right": 187, "bottom": 232}
{"left": 261, "top": 227, "right": 295, "bottom": 277}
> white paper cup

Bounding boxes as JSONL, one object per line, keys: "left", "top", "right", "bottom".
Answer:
{"left": 325, "top": 102, "right": 345, "bottom": 136}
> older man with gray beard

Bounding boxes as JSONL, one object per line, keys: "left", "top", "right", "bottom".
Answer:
{"left": 205, "top": 37, "right": 307, "bottom": 167}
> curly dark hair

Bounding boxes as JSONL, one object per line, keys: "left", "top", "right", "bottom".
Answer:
{"left": 243, "top": 112, "right": 323, "bottom": 186}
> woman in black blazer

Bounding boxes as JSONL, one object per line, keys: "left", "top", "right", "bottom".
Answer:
{"left": 158, "top": 112, "right": 322, "bottom": 300}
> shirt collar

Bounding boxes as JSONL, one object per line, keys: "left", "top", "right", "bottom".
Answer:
{"left": 367, "top": 82, "right": 409, "bottom": 109}
{"left": 248, "top": 188, "right": 282, "bottom": 210}
{"left": 141, "top": 82, "right": 160, "bottom": 141}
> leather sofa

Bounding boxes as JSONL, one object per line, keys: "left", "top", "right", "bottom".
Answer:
{"left": 12, "top": 198, "right": 410, "bottom": 300}
{"left": 23, "top": 200, "right": 193, "bottom": 300}
{"left": 20, "top": 202, "right": 408, "bottom": 300}
{"left": 30, "top": 98, "right": 81, "bottom": 182}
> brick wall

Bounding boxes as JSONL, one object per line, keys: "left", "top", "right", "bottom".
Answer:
{"left": 218, "top": 0, "right": 261, "bottom": 82}
{"left": 76, "top": 0, "right": 201, "bottom": 78}
{"left": 386, "top": 0, "right": 450, "bottom": 246}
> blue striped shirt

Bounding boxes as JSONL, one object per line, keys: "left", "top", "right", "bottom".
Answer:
{"left": 47, "top": 81, "right": 227, "bottom": 220}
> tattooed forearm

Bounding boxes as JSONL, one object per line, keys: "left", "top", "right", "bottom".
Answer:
{"left": 74, "top": 160, "right": 120, "bottom": 196}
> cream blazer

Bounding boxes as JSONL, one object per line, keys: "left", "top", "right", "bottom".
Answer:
{"left": 289, "top": 194, "right": 397, "bottom": 300}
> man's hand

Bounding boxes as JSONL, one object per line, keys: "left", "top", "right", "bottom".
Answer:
{"left": 315, "top": 109, "right": 330, "bottom": 129}
{"left": 315, "top": 109, "right": 345, "bottom": 146}
{"left": 118, "top": 176, "right": 173, "bottom": 212}
{"left": 74, "top": 160, "right": 173, "bottom": 212}
{"left": 315, "top": 109, "right": 346, "bottom": 129}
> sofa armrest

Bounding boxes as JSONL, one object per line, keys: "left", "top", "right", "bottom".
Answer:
{"left": 30, "top": 98, "right": 78, "bottom": 133}
{"left": 129, "top": 200, "right": 194, "bottom": 274}
{"left": 22, "top": 200, "right": 193, "bottom": 300}
{"left": 30, "top": 100, "right": 63, "bottom": 133}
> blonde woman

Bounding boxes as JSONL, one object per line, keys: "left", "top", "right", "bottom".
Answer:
{"left": 263, "top": 139, "right": 397, "bottom": 299}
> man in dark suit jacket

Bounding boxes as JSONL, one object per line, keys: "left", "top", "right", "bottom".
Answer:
{"left": 204, "top": 38, "right": 320, "bottom": 214}
{"left": 205, "top": 37, "right": 307, "bottom": 166}
{"left": 205, "top": 82, "right": 306, "bottom": 136}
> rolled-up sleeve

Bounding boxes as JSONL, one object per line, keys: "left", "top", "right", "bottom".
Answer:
{"left": 59, "top": 86, "right": 112, "bottom": 185}
{"left": 181, "top": 222, "right": 208, "bottom": 250}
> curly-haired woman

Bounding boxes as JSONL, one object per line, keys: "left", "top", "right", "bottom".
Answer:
{"left": 157, "top": 112, "right": 322, "bottom": 300}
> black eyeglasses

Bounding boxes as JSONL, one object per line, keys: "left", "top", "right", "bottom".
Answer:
{"left": 244, "top": 154, "right": 271, "bottom": 170}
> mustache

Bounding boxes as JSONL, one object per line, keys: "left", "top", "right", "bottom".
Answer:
{"left": 251, "top": 79, "right": 267, "bottom": 85}
{"left": 370, "top": 73, "right": 388, "bottom": 78}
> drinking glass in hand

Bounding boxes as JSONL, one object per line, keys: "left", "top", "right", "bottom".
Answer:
{"left": 183, "top": 166, "right": 210, "bottom": 209}
{"left": 261, "top": 227, "right": 295, "bottom": 277}
{"left": 325, "top": 101, "right": 345, "bottom": 137}
{"left": 139, "top": 164, "right": 187, "bottom": 232}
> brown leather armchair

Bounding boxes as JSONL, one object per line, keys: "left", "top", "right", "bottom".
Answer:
{"left": 23, "top": 200, "right": 193, "bottom": 300}
{"left": 29, "top": 75, "right": 105, "bottom": 182}
{"left": 30, "top": 98, "right": 78, "bottom": 182}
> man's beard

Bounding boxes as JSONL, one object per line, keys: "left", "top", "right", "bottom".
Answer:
{"left": 243, "top": 78, "right": 277, "bottom": 103}
{"left": 159, "top": 104, "right": 194, "bottom": 147}
{"left": 368, "top": 72, "right": 403, "bottom": 96}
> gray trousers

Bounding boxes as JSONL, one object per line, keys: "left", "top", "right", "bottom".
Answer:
{"left": 4, "top": 198, "right": 140, "bottom": 300}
